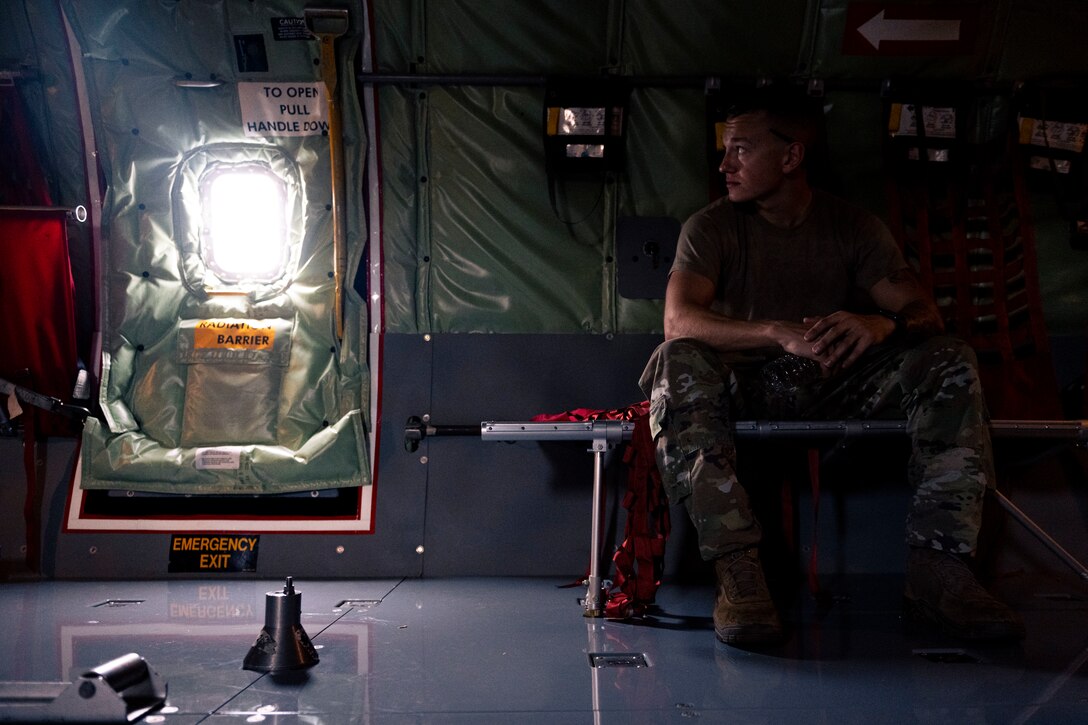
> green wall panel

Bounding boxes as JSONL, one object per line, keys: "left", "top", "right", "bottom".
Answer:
{"left": 622, "top": 0, "right": 810, "bottom": 77}
{"left": 371, "top": 0, "right": 1088, "bottom": 338}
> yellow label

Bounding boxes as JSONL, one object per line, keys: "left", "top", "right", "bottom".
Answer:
{"left": 1018, "top": 117, "right": 1036, "bottom": 145}
{"left": 546, "top": 107, "right": 560, "bottom": 136}
{"left": 194, "top": 320, "right": 275, "bottom": 351}
{"left": 887, "top": 103, "right": 903, "bottom": 134}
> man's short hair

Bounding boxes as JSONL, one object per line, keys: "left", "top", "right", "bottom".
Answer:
{"left": 727, "top": 85, "right": 822, "bottom": 146}
{"left": 726, "top": 84, "right": 829, "bottom": 180}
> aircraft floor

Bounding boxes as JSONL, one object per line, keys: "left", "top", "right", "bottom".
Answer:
{"left": 1, "top": 573, "right": 1087, "bottom": 723}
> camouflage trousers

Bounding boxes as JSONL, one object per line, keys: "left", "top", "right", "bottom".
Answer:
{"left": 638, "top": 336, "right": 995, "bottom": 560}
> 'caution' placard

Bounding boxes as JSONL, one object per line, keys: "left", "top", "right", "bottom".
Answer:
{"left": 168, "top": 534, "right": 260, "bottom": 573}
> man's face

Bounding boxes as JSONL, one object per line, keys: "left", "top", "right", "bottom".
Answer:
{"left": 718, "top": 112, "right": 793, "bottom": 204}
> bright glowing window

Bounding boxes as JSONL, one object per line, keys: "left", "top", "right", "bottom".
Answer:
{"left": 200, "top": 163, "right": 289, "bottom": 284}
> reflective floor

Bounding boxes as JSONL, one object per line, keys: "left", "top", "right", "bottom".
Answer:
{"left": 2, "top": 571, "right": 1088, "bottom": 724}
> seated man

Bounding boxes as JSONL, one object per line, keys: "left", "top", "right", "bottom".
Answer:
{"left": 639, "top": 86, "right": 1023, "bottom": 646}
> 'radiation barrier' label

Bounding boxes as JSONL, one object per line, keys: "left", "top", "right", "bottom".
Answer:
{"left": 194, "top": 320, "right": 275, "bottom": 351}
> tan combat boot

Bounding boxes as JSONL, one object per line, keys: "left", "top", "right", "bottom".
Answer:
{"left": 713, "top": 547, "right": 783, "bottom": 645}
{"left": 904, "top": 547, "right": 1025, "bottom": 640}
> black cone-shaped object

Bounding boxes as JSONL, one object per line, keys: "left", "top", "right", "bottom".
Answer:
{"left": 243, "top": 576, "right": 320, "bottom": 673}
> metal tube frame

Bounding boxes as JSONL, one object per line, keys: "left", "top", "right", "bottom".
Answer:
{"left": 408, "top": 416, "right": 1088, "bottom": 613}
{"left": 481, "top": 420, "right": 634, "bottom": 616}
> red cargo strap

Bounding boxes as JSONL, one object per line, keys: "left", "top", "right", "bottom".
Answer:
{"left": 806, "top": 447, "right": 822, "bottom": 596}
{"left": 780, "top": 447, "right": 824, "bottom": 597}
{"left": 532, "top": 402, "right": 670, "bottom": 618}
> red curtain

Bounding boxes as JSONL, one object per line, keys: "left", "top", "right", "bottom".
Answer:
{"left": 0, "top": 83, "right": 82, "bottom": 572}
{"left": 1, "top": 81, "right": 80, "bottom": 437}
{"left": 0, "top": 209, "right": 79, "bottom": 436}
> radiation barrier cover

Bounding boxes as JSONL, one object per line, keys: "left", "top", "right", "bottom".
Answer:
{"left": 59, "top": 1, "right": 371, "bottom": 517}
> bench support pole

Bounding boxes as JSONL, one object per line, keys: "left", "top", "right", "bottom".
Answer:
{"left": 477, "top": 420, "right": 634, "bottom": 616}
{"left": 992, "top": 489, "right": 1088, "bottom": 583}
{"left": 585, "top": 448, "right": 606, "bottom": 617}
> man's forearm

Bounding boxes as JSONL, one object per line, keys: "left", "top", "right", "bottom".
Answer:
{"left": 664, "top": 304, "right": 785, "bottom": 353}
{"left": 897, "top": 298, "right": 945, "bottom": 341}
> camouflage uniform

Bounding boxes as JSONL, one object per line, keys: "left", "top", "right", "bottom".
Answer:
{"left": 639, "top": 335, "right": 994, "bottom": 560}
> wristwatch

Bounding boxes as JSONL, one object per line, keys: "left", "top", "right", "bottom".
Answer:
{"left": 878, "top": 309, "right": 905, "bottom": 339}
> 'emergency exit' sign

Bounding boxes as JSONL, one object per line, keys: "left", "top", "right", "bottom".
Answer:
{"left": 842, "top": 3, "right": 978, "bottom": 56}
{"left": 168, "top": 534, "right": 260, "bottom": 573}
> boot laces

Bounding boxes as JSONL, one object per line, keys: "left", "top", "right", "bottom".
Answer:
{"left": 721, "top": 548, "right": 765, "bottom": 600}
{"left": 928, "top": 551, "right": 993, "bottom": 603}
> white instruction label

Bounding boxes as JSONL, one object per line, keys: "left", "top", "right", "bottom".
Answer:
{"left": 195, "top": 448, "right": 242, "bottom": 470}
{"left": 559, "top": 107, "right": 606, "bottom": 135}
{"left": 239, "top": 82, "right": 328, "bottom": 137}
{"left": 1018, "top": 117, "right": 1087, "bottom": 153}
{"left": 889, "top": 104, "right": 957, "bottom": 139}
{"left": 1029, "top": 155, "right": 1072, "bottom": 174}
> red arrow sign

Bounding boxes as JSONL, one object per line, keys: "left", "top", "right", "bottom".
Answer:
{"left": 859, "top": 11, "right": 961, "bottom": 49}
{"left": 842, "top": 3, "right": 978, "bottom": 56}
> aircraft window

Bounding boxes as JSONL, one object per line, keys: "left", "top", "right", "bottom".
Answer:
{"left": 199, "top": 163, "right": 288, "bottom": 284}
{"left": 172, "top": 144, "right": 303, "bottom": 300}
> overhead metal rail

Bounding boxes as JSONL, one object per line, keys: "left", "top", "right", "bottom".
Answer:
{"left": 354, "top": 72, "right": 1051, "bottom": 96}
{"left": 405, "top": 415, "right": 1088, "bottom": 616}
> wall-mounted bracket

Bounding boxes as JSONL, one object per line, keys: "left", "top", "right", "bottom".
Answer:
{"left": 0, "top": 652, "right": 166, "bottom": 723}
